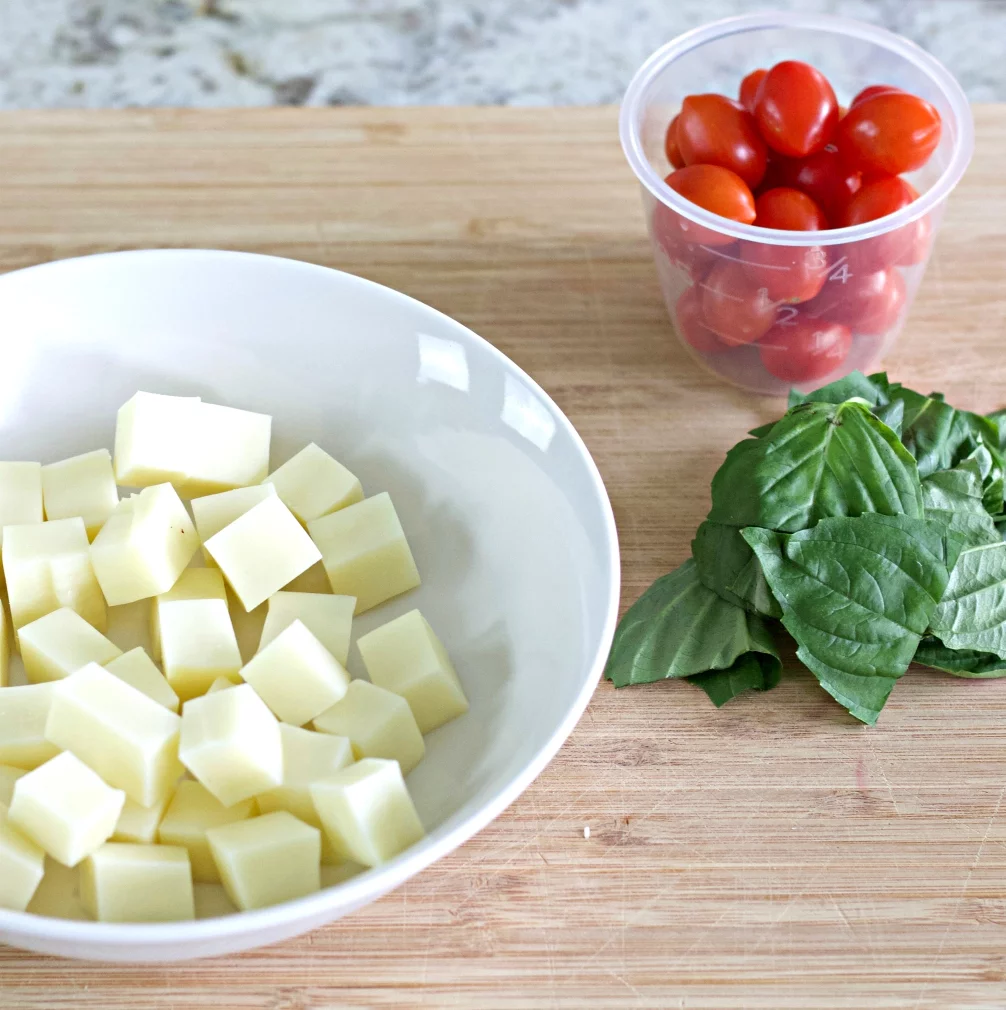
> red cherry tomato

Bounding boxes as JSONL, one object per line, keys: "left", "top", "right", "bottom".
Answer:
{"left": 839, "top": 176, "right": 930, "bottom": 270}
{"left": 753, "top": 187, "right": 828, "bottom": 231}
{"left": 850, "top": 84, "right": 903, "bottom": 108}
{"left": 675, "top": 286, "right": 727, "bottom": 354}
{"left": 754, "top": 61, "right": 839, "bottom": 157}
{"left": 804, "top": 266, "right": 906, "bottom": 336}
{"left": 676, "top": 94, "right": 768, "bottom": 190}
{"left": 759, "top": 316, "right": 852, "bottom": 382}
{"left": 665, "top": 165, "right": 756, "bottom": 245}
{"left": 665, "top": 114, "right": 684, "bottom": 169}
{"left": 837, "top": 91, "right": 942, "bottom": 176}
{"left": 739, "top": 68, "right": 767, "bottom": 114}
{"left": 651, "top": 204, "right": 722, "bottom": 280}
{"left": 772, "top": 147, "right": 862, "bottom": 222}
{"left": 700, "top": 260, "right": 778, "bottom": 346}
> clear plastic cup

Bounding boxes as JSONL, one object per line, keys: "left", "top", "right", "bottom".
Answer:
{"left": 619, "top": 12, "right": 974, "bottom": 395}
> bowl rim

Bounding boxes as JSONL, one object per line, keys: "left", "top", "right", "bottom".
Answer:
{"left": 0, "top": 248, "right": 621, "bottom": 951}
{"left": 619, "top": 10, "right": 975, "bottom": 247}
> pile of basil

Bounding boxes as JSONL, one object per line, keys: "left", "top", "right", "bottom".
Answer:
{"left": 604, "top": 371, "right": 1006, "bottom": 724}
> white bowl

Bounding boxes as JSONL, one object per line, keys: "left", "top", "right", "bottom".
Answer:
{"left": 0, "top": 249, "right": 619, "bottom": 961}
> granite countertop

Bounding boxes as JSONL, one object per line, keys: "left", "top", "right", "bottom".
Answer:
{"left": 0, "top": 0, "right": 1002, "bottom": 108}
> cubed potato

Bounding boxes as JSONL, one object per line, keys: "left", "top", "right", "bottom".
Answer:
{"left": 193, "top": 882, "right": 237, "bottom": 919}
{"left": 105, "top": 647, "right": 179, "bottom": 713}
{"left": 25, "top": 858, "right": 89, "bottom": 920}
{"left": 207, "top": 676, "right": 236, "bottom": 694}
{"left": 281, "top": 561, "right": 332, "bottom": 594}
{"left": 114, "top": 392, "right": 272, "bottom": 497}
{"left": 113, "top": 791, "right": 171, "bottom": 844}
{"left": 256, "top": 724, "right": 353, "bottom": 826}
{"left": 307, "top": 493, "right": 420, "bottom": 614}
{"left": 190, "top": 484, "right": 277, "bottom": 567}
{"left": 45, "top": 663, "right": 184, "bottom": 807}
{"left": 264, "top": 443, "right": 363, "bottom": 524}
{"left": 90, "top": 484, "right": 199, "bottom": 606}
{"left": 0, "top": 684, "right": 60, "bottom": 769}
{"left": 18, "top": 607, "right": 122, "bottom": 684}
{"left": 0, "top": 801, "right": 45, "bottom": 911}
{"left": 158, "top": 780, "right": 254, "bottom": 883}
{"left": 160, "top": 598, "right": 242, "bottom": 701}
{"left": 320, "top": 861, "right": 363, "bottom": 888}
{"left": 9, "top": 751, "right": 125, "bottom": 866}
{"left": 204, "top": 495, "right": 321, "bottom": 612}
{"left": 3, "top": 517, "right": 106, "bottom": 632}
{"left": 207, "top": 810, "right": 320, "bottom": 911}
{"left": 0, "top": 462, "right": 43, "bottom": 544}
{"left": 313, "top": 680, "right": 425, "bottom": 775}
{"left": 229, "top": 591, "right": 267, "bottom": 664}
{"left": 178, "top": 684, "right": 282, "bottom": 807}
{"left": 259, "top": 591, "right": 354, "bottom": 666}
{"left": 310, "top": 758, "right": 424, "bottom": 867}
{"left": 0, "top": 765, "right": 26, "bottom": 805}
{"left": 81, "top": 843, "right": 195, "bottom": 922}
{"left": 240, "top": 620, "right": 349, "bottom": 726}
{"left": 356, "top": 610, "right": 468, "bottom": 734}
{"left": 149, "top": 566, "right": 227, "bottom": 660}
{"left": 41, "top": 449, "right": 118, "bottom": 540}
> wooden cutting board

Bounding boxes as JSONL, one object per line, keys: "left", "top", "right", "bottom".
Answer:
{"left": 2, "top": 106, "right": 1006, "bottom": 1009}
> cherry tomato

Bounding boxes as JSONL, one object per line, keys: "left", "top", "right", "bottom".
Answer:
{"left": 754, "top": 61, "right": 839, "bottom": 157}
{"left": 804, "top": 266, "right": 906, "bottom": 336}
{"left": 772, "top": 146, "right": 862, "bottom": 222}
{"left": 759, "top": 316, "right": 852, "bottom": 382}
{"left": 665, "top": 165, "right": 756, "bottom": 245}
{"left": 837, "top": 91, "right": 942, "bottom": 176}
{"left": 665, "top": 114, "right": 684, "bottom": 169}
{"left": 739, "top": 69, "right": 767, "bottom": 114}
{"left": 676, "top": 94, "right": 768, "bottom": 190}
{"left": 850, "top": 84, "right": 903, "bottom": 108}
{"left": 839, "top": 176, "right": 930, "bottom": 271}
{"left": 652, "top": 204, "right": 722, "bottom": 280}
{"left": 700, "top": 260, "right": 778, "bottom": 346}
{"left": 675, "top": 286, "right": 726, "bottom": 354}
{"left": 753, "top": 187, "right": 828, "bottom": 231}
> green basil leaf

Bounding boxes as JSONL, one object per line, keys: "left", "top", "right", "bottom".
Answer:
{"left": 686, "top": 645, "right": 782, "bottom": 707}
{"left": 914, "top": 637, "right": 1006, "bottom": 679}
{"left": 603, "top": 559, "right": 781, "bottom": 695}
{"left": 788, "top": 370, "right": 891, "bottom": 408}
{"left": 875, "top": 397, "right": 905, "bottom": 437}
{"left": 928, "top": 541, "right": 1006, "bottom": 658}
{"left": 748, "top": 421, "right": 777, "bottom": 439}
{"left": 692, "top": 521, "right": 781, "bottom": 618}
{"left": 743, "top": 514, "right": 954, "bottom": 724}
{"left": 986, "top": 408, "right": 1006, "bottom": 454}
{"left": 921, "top": 463, "right": 1001, "bottom": 546}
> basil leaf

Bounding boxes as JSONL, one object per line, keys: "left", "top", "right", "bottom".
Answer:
{"left": 687, "top": 646, "right": 781, "bottom": 707}
{"left": 748, "top": 421, "right": 777, "bottom": 439}
{"left": 603, "top": 559, "right": 781, "bottom": 697}
{"left": 987, "top": 408, "right": 1006, "bottom": 454}
{"left": 743, "top": 514, "right": 954, "bottom": 724}
{"left": 692, "top": 521, "right": 781, "bottom": 618}
{"left": 711, "top": 400, "right": 923, "bottom": 533}
{"left": 788, "top": 370, "right": 891, "bottom": 408}
{"left": 914, "top": 638, "right": 1006, "bottom": 679}
{"left": 961, "top": 437, "right": 1005, "bottom": 515}
{"left": 875, "top": 397, "right": 905, "bottom": 437}
{"left": 928, "top": 541, "right": 1006, "bottom": 658}
{"left": 921, "top": 463, "right": 1001, "bottom": 546}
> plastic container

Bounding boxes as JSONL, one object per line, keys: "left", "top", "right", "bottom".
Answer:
{"left": 619, "top": 12, "right": 974, "bottom": 395}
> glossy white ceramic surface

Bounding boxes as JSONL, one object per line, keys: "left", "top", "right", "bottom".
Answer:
{"left": 0, "top": 249, "right": 619, "bottom": 961}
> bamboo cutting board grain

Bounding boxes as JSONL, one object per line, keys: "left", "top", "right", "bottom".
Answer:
{"left": 2, "top": 106, "right": 1006, "bottom": 1008}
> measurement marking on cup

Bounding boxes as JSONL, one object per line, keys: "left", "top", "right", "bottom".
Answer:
{"left": 704, "top": 245, "right": 790, "bottom": 270}
{"left": 776, "top": 305, "right": 800, "bottom": 327}
{"left": 697, "top": 281, "right": 744, "bottom": 303}
{"left": 828, "top": 256, "right": 852, "bottom": 284}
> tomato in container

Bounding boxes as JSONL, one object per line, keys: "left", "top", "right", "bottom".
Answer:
{"left": 700, "top": 260, "right": 778, "bottom": 347}
{"left": 759, "top": 317, "right": 853, "bottom": 383}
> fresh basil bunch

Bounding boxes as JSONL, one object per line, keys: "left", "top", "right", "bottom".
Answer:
{"left": 604, "top": 371, "right": 1006, "bottom": 724}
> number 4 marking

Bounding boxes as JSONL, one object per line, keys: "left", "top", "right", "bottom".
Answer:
{"left": 828, "top": 257, "right": 852, "bottom": 284}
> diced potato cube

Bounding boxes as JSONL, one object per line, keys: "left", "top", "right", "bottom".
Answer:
{"left": 190, "top": 484, "right": 277, "bottom": 567}
{"left": 90, "top": 485, "right": 199, "bottom": 606}
{"left": 207, "top": 676, "right": 236, "bottom": 694}
{"left": 0, "top": 801, "right": 45, "bottom": 911}
{"left": 307, "top": 493, "right": 420, "bottom": 614}
{"left": 313, "top": 680, "right": 425, "bottom": 775}
{"left": 41, "top": 449, "right": 118, "bottom": 540}
{"left": 256, "top": 724, "right": 353, "bottom": 825}
{"left": 320, "top": 861, "right": 363, "bottom": 888}
{"left": 105, "top": 647, "right": 179, "bottom": 712}
{"left": 160, "top": 599, "right": 242, "bottom": 701}
{"left": 0, "top": 765, "right": 26, "bottom": 805}
{"left": 240, "top": 620, "right": 349, "bottom": 726}
{"left": 18, "top": 607, "right": 122, "bottom": 684}
{"left": 0, "top": 462, "right": 43, "bottom": 543}
{"left": 264, "top": 443, "right": 363, "bottom": 524}
{"left": 357, "top": 610, "right": 468, "bottom": 734}
{"left": 26, "top": 858, "right": 89, "bottom": 920}
{"left": 114, "top": 392, "right": 272, "bottom": 498}
{"left": 229, "top": 592, "right": 267, "bottom": 664}
{"left": 113, "top": 791, "right": 171, "bottom": 844}
{"left": 193, "top": 882, "right": 237, "bottom": 919}
{"left": 259, "top": 591, "right": 354, "bottom": 666}
{"left": 281, "top": 561, "right": 332, "bottom": 594}
{"left": 205, "top": 496, "right": 321, "bottom": 612}
{"left": 81, "top": 843, "right": 194, "bottom": 922}
{"left": 179, "top": 684, "right": 282, "bottom": 806}
{"left": 158, "top": 780, "right": 254, "bottom": 883}
{"left": 207, "top": 810, "right": 320, "bottom": 911}
{"left": 45, "top": 663, "right": 184, "bottom": 806}
{"left": 149, "top": 566, "right": 227, "bottom": 660}
{"left": 0, "top": 684, "right": 60, "bottom": 769}
{"left": 9, "top": 751, "right": 125, "bottom": 866}
{"left": 310, "top": 758, "right": 424, "bottom": 867}
{"left": 3, "top": 517, "right": 106, "bottom": 632}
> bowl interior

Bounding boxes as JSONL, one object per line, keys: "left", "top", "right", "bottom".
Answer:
{"left": 0, "top": 250, "right": 618, "bottom": 958}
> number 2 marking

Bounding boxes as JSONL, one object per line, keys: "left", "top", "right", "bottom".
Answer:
{"left": 776, "top": 305, "right": 799, "bottom": 327}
